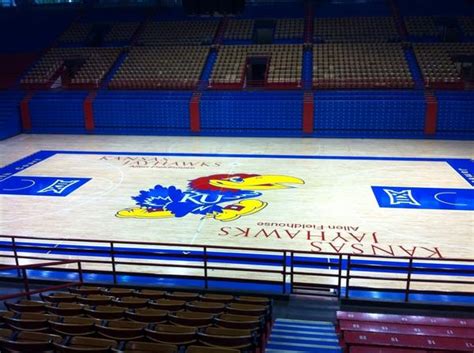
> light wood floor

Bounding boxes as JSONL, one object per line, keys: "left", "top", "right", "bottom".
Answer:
{"left": 0, "top": 134, "right": 472, "bottom": 292}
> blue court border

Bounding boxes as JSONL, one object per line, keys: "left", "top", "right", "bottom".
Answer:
{"left": 0, "top": 149, "right": 473, "bottom": 185}
{"left": 0, "top": 150, "right": 473, "bottom": 303}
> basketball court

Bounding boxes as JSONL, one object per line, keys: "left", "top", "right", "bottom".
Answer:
{"left": 0, "top": 134, "right": 473, "bottom": 295}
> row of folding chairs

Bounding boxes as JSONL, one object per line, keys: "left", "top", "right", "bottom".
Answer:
{"left": 0, "top": 329, "right": 241, "bottom": 353}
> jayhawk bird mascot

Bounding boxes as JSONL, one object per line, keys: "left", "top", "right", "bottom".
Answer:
{"left": 116, "top": 173, "right": 304, "bottom": 222}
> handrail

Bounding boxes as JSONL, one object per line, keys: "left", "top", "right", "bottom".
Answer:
{"left": 1, "top": 233, "right": 472, "bottom": 261}
{"left": 0, "top": 260, "right": 83, "bottom": 301}
{"left": 0, "top": 234, "right": 472, "bottom": 303}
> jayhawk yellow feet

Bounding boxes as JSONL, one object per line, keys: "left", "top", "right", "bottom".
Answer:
{"left": 116, "top": 207, "right": 174, "bottom": 219}
{"left": 211, "top": 199, "right": 267, "bottom": 222}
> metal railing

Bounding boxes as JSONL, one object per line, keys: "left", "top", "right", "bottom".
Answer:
{"left": 0, "top": 234, "right": 472, "bottom": 303}
{"left": 0, "top": 260, "right": 83, "bottom": 300}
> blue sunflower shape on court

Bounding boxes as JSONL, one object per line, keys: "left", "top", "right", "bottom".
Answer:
{"left": 116, "top": 173, "right": 304, "bottom": 222}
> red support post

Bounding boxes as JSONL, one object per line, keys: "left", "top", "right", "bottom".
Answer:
{"left": 190, "top": 93, "right": 201, "bottom": 133}
{"left": 303, "top": 92, "right": 314, "bottom": 134}
{"left": 20, "top": 92, "right": 34, "bottom": 131}
{"left": 84, "top": 91, "right": 97, "bottom": 132}
{"left": 424, "top": 91, "right": 438, "bottom": 135}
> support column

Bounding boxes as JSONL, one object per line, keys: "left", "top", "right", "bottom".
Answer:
{"left": 84, "top": 91, "right": 97, "bottom": 132}
{"left": 20, "top": 92, "right": 34, "bottom": 131}
{"left": 424, "top": 91, "right": 438, "bottom": 135}
{"left": 303, "top": 91, "right": 314, "bottom": 134}
{"left": 190, "top": 93, "right": 201, "bottom": 133}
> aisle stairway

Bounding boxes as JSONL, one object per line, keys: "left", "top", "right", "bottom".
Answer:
{"left": 266, "top": 318, "right": 342, "bottom": 353}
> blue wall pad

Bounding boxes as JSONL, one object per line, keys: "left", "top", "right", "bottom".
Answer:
{"left": 93, "top": 91, "right": 192, "bottom": 134}
{"left": 0, "top": 91, "right": 23, "bottom": 140}
{"left": 29, "top": 91, "right": 88, "bottom": 134}
{"left": 201, "top": 91, "right": 303, "bottom": 133}
{"left": 313, "top": 90, "right": 426, "bottom": 137}
{"left": 436, "top": 91, "right": 474, "bottom": 139}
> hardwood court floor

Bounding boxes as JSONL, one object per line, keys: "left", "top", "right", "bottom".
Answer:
{"left": 0, "top": 134, "right": 472, "bottom": 262}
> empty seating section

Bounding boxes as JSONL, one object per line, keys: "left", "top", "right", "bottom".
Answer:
{"left": 404, "top": 16, "right": 439, "bottom": 37}
{"left": 313, "top": 17, "right": 399, "bottom": 42}
{"left": 459, "top": 16, "right": 474, "bottom": 37}
{"left": 21, "top": 47, "right": 121, "bottom": 89}
{"left": 138, "top": 20, "right": 218, "bottom": 46}
{"left": 224, "top": 19, "right": 255, "bottom": 40}
{"left": 275, "top": 18, "right": 304, "bottom": 39}
{"left": 313, "top": 44, "right": 413, "bottom": 89}
{"left": 414, "top": 43, "right": 474, "bottom": 88}
{"left": 104, "top": 22, "right": 140, "bottom": 43}
{"left": 110, "top": 47, "right": 208, "bottom": 89}
{"left": 338, "top": 311, "right": 474, "bottom": 353}
{"left": 0, "top": 287, "right": 272, "bottom": 353}
{"left": 59, "top": 23, "right": 93, "bottom": 43}
{"left": 210, "top": 45, "right": 302, "bottom": 88}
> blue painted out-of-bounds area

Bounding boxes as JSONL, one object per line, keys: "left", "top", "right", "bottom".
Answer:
{"left": 372, "top": 186, "right": 474, "bottom": 211}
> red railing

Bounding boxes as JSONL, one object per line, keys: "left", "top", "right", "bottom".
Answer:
{"left": 0, "top": 234, "right": 472, "bottom": 303}
{"left": 0, "top": 260, "right": 83, "bottom": 301}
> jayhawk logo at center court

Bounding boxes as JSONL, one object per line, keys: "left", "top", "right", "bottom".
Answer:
{"left": 116, "top": 173, "right": 304, "bottom": 222}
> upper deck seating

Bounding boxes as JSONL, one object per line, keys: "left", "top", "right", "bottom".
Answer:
{"left": 313, "top": 17, "right": 399, "bottom": 42}
{"left": 110, "top": 46, "right": 209, "bottom": 89}
{"left": 210, "top": 44, "right": 302, "bottom": 88}
{"left": 313, "top": 43, "right": 413, "bottom": 88}
{"left": 137, "top": 20, "right": 218, "bottom": 46}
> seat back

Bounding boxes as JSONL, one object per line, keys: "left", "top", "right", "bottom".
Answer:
{"left": 186, "top": 345, "right": 240, "bottom": 353}
{"left": 145, "top": 324, "right": 196, "bottom": 345}
{"left": 168, "top": 312, "right": 214, "bottom": 327}
{"left": 149, "top": 299, "right": 186, "bottom": 311}
{"left": 5, "top": 300, "right": 46, "bottom": 313}
{"left": 45, "top": 303, "right": 85, "bottom": 316}
{"left": 116, "top": 341, "right": 177, "bottom": 353}
{"left": 84, "top": 306, "right": 126, "bottom": 320}
{"left": 0, "top": 331, "right": 61, "bottom": 352}
{"left": 49, "top": 316, "right": 99, "bottom": 336}
{"left": 54, "top": 336, "right": 117, "bottom": 353}
{"left": 186, "top": 302, "right": 226, "bottom": 314}
{"left": 125, "top": 308, "right": 168, "bottom": 323}
{"left": 96, "top": 320, "right": 147, "bottom": 341}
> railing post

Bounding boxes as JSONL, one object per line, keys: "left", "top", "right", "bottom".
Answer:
{"left": 110, "top": 242, "right": 117, "bottom": 285}
{"left": 405, "top": 257, "right": 413, "bottom": 302}
{"left": 337, "top": 254, "right": 343, "bottom": 298}
{"left": 290, "top": 251, "right": 294, "bottom": 294}
{"left": 203, "top": 247, "right": 208, "bottom": 290}
{"left": 283, "top": 251, "right": 287, "bottom": 294}
{"left": 77, "top": 261, "right": 84, "bottom": 285}
{"left": 345, "top": 255, "right": 351, "bottom": 299}
{"left": 11, "top": 237, "right": 21, "bottom": 277}
{"left": 21, "top": 267, "right": 31, "bottom": 300}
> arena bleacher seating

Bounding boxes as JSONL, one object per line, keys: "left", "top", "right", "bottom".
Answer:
{"left": 337, "top": 311, "right": 474, "bottom": 352}
{"left": 404, "top": 16, "right": 440, "bottom": 37}
{"left": 224, "top": 19, "right": 255, "bottom": 41}
{"left": 137, "top": 20, "right": 219, "bottom": 46}
{"left": 0, "top": 286, "right": 272, "bottom": 353}
{"left": 313, "top": 43, "right": 413, "bottom": 88}
{"left": 458, "top": 16, "right": 474, "bottom": 37}
{"left": 0, "top": 0, "right": 472, "bottom": 140}
{"left": 59, "top": 23, "right": 93, "bottom": 44}
{"left": 413, "top": 43, "right": 474, "bottom": 88}
{"left": 313, "top": 17, "right": 399, "bottom": 42}
{"left": 21, "top": 47, "right": 121, "bottom": 89}
{"left": 274, "top": 18, "right": 304, "bottom": 39}
{"left": 110, "top": 46, "right": 209, "bottom": 90}
{"left": 210, "top": 44, "right": 302, "bottom": 88}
